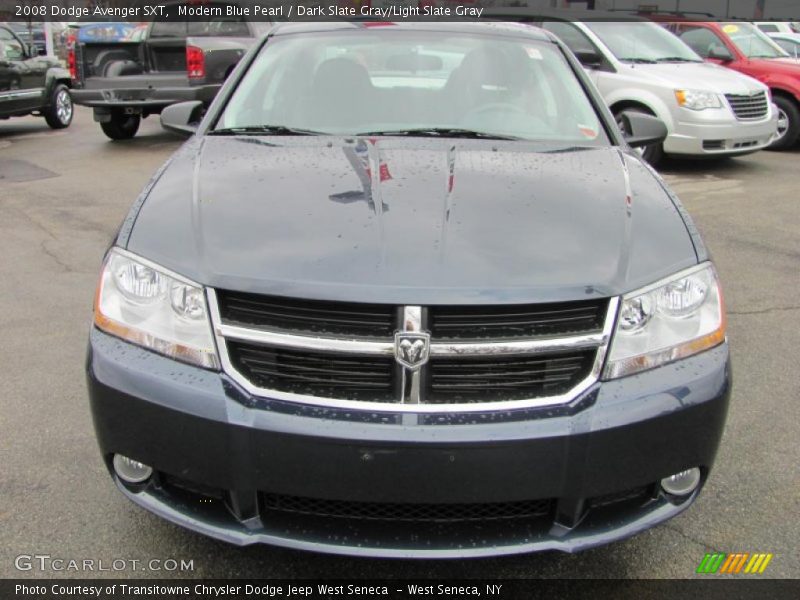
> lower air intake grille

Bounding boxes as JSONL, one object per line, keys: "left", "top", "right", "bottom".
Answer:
{"left": 228, "top": 342, "right": 396, "bottom": 402}
{"left": 261, "top": 493, "right": 554, "bottom": 523}
{"left": 426, "top": 350, "right": 595, "bottom": 403}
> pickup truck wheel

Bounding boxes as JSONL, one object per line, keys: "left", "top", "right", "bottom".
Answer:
{"left": 767, "top": 96, "right": 800, "bottom": 150}
{"left": 43, "top": 84, "right": 73, "bottom": 129}
{"left": 100, "top": 112, "right": 141, "bottom": 140}
{"left": 614, "top": 107, "right": 663, "bottom": 166}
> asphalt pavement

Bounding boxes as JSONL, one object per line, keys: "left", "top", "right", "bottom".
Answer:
{"left": 0, "top": 107, "right": 797, "bottom": 579}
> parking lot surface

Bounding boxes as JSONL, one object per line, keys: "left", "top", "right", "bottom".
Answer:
{"left": 1, "top": 108, "right": 797, "bottom": 579}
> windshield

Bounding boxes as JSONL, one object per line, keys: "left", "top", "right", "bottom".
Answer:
{"left": 586, "top": 21, "right": 702, "bottom": 63}
{"left": 723, "top": 22, "right": 789, "bottom": 58}
{"left": 215, "top": 30, "right": 608, "bottom": 145}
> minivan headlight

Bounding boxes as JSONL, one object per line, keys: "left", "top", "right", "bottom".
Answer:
{"left": 604, "top": 263, "right": 725, "bottom": 379}
{"left": 93, "top": 248, "right": 219, "bottom": 369}
{"left": 675, "top": 89, "right": 722, "bottom": 110}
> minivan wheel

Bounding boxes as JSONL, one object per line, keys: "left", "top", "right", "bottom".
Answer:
{"left": 767, "top": 96, "right": 800, "bottom": 150}
{"left": 614, "top": 107, "right": 664, "bottom": 166}
{"left": 43, "top": 84, "right": 73, "bottom": 129}
{"left": 100, "top": 112, "right": 141, "bottom": 140}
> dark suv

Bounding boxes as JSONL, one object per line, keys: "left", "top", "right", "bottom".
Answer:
{"left": 0, "top": 24, "right": 73, "bottom": 129}
{"left": 87, "top": 22, "right": 730, "bottom": 558}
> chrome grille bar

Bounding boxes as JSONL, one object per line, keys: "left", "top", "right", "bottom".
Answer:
{"left": 215, "top": 323, "right": 609, "bottom": 357}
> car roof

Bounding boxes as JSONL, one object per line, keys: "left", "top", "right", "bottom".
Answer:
{"left": 269, "top": 20, "right": 552, "bottom": 42}
{"left": 480, "top": 8, "right": 647, "bottom": 22}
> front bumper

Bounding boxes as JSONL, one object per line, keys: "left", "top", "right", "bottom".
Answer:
{"left": 87, "top": 329, "right": 731, "bottom": 558}
{"left": 664, "top": 108, "right": 778, "bottom": 156}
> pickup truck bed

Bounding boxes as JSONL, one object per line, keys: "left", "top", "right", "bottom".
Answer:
{"left": 69, "top": 14, "right": 270, "bottom": 140}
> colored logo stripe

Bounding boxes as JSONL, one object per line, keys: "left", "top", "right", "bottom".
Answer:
{"left": 720, "top": 553, "right": 749, "bottom": 573}
{"left": 697, "top": 552, "right": 773, "bottom": 574}
{"left": 697, "top": 553, "right": 726, "bottom": 573}
{"left": 744, "top": 553, "right": 773, "bottom": 574}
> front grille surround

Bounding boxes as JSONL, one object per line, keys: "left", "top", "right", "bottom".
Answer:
{"left": 725, "top": 91, "right": 769, "bottom": 121}
{"left": 208, "top": 289, "right": 618, "bottom": 413}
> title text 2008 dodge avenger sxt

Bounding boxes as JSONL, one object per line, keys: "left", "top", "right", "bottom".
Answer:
{"left": 87, "top": 22, "right": 730, "bottom": 558}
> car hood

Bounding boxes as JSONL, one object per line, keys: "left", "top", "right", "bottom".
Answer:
{"left": 619, "top": 61, "right": 766, "bottom": 93}
{"left": 125, "top": 137, "right": 698, "bottom": 304}
{"left": 746, "top": 56, "right": 800, "bottom": 74}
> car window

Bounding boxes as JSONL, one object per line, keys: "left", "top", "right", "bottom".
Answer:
{"left": 541, "top": 22, "right": 598, "bottom": 56}
{"left": 775, "top": 38, "right": 800, "bottom": 55}
{"left": 216, "top": 30, "right": 609, "bottom": 146}
{"left": 677, "top": 26, "right": 731, "bottom": 59}
{"left": 757, "top": 24, "right": 780, "bottom": 33}
{"left": 586, "top": 21, "right": 702, "bottom": 63}
{"left": 0, "top": 30, "right": 24, "bottom": 60}
{"left": 0, "top": 28, "right": 13, "bottom": 41}
{"left": 721, "top": 22, "right": 788, "bottom": 58}
{"left": 189, "top": 18, "right": 249, "bottom": 37}
{"left": 149, "top": 22, "right": 187, "bottom": 38}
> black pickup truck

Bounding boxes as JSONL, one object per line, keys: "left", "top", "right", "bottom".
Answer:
{"left": 0, "top": 23, "right": 73, "bottom": 129}
{"left": 70, "top": 17, "right": 271, "bottom": 140}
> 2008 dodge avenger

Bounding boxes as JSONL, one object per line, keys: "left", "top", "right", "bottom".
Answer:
{"left": 86, "top": 22, "right": 730, "bottom": 558}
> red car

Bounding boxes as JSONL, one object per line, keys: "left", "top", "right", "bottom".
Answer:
{"left": 664, "top": 21, "right": 800, "bottom": 149}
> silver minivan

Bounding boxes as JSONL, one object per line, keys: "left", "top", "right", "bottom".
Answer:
{"left": 487, "top": 12, "right": 779, "bottom": 164}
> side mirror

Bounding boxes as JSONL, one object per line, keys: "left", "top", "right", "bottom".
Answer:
{"left": 160, "top": 101, "right": 204, "bottom": 137}
{"left": 707, "top": 45, "right": 733, "bottom": 62}
{"left": 618, "top": 111, "right": 668, "bottom": 148}
{"left": 574, "top": 49, "right": 604, "bottom": 69}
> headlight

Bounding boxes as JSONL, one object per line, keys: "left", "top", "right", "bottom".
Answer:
{"left": 604, "top": 263, "right": 725, "bottom": 379}
{"left": 674, "top": 89, "right": 722, "bottom": 110}
{"left": 94, "top": 248, "right": 219, "bottom": 369}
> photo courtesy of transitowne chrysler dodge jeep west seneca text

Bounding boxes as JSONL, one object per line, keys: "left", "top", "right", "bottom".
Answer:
{"left": 86, "top": 22, "right": 731, "bottom": 558}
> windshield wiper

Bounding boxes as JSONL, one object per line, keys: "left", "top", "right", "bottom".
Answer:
{"left": 619, "top": 57, "right": 658, "bottom": 64}
{"left": 208, "top": 125, "right": 325, "bottom": 136}
{"left": 356, "top": 128, "right": 521, "bottom": 140}
{"left": 654, "top": 56, "right": 701, "bottom": 63}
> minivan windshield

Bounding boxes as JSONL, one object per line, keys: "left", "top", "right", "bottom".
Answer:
{"left": 215, "top": 30, "right": 608, "bottom": 145}
{"left": 723, "top": 22, "right": 789, "bottom": 59}
{"left": 586, "top": 21, "right": 703, "bottom": 63}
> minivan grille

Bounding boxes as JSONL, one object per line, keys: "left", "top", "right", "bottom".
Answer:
{"left": 726, "top": 92, "right": 769, "bottom": 121}
{"left": 426, "top": 351, "right": 595, "bottom": 403}
{"left": 429, "top": 299, "right": 607, "bottom": 340}
{"left": 228, "top": 342, "right": 396, "bottom": 402}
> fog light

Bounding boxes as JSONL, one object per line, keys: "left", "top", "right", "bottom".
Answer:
{"left": 661, "top": 467, "right": 701, "bottom": 496}
{"left": 113, "top": 454, "right": 153, "bottom": 484}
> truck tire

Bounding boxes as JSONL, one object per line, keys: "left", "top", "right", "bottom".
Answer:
{"left": 614, "top": 107, "right": 664, "bottom": 166}
{"left": 767, "top": 95, "right": 800, "bottom": 150}
{"left": 43, "top": 84, "right": 73, "bottom": 129}
{"left": 100, "top": 112, "right": 141, "bottom": 140}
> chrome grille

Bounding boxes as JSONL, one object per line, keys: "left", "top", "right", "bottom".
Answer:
{"left": 426, "top": 351, "right": 596, "bottom": 403}
{"left": 429, "top": 299, "right": 607, "bottom": 340}
{"left": 210, "top": 290, "right": 617, "bottom": 413}
{"left": 217, "top": 290, "right": 395, "bottom": 338}
{"left": 228, "top": 342, "right": 396, "bottom": 402}
{"left": 725, "top": 92, "right": 769, "bottom": 121}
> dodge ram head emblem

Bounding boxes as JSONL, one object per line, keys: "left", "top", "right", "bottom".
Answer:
{"left": 394, "top": 332, "right": 431, "bottom": 371}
